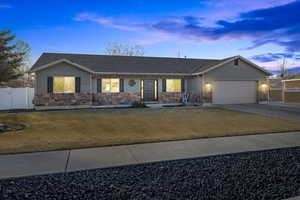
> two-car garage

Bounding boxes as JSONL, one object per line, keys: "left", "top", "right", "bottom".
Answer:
{"left": 201, "top": 57, "right": 269, "bottom": 105}
{"left": 212, "top": 81, "right": 257, "bottom": 104}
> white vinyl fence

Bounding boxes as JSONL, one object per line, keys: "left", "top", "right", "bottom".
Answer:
{"left": 0, "top": 88, "right": 34, "bottom": 110}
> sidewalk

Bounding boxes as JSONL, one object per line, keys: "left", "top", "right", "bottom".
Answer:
{"left": 0, "top": 131, "right": 300, "bottom": 179}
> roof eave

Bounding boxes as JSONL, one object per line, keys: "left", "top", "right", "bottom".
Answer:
{"left": 93, "top": 72, "right": 192, "bottom": 76}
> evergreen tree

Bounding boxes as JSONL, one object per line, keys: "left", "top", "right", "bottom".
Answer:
{"left": 0, "top": 30, "right": 24, "bottom": 83}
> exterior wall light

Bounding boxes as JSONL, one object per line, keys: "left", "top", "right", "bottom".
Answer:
{"left": 205, "top": 83, "right": 212, "bottom": 92}
{"left": 260, "top": 84, "right": 268, "bottom": 92}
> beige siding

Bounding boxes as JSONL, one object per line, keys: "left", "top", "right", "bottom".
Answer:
{"left": 35, "top": 62, "right": 92, "bottom": 94}
{"left": 187, "top": 76, "right": 202, "bottom": 93}
{"left": 204, "top": 60, "right": 267, "bottom": 81}
{"left": 124, "top": 79, "right": 141, "bottom": 93}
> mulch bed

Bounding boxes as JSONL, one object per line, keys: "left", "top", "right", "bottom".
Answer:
{"left": 0, "top": 147, "right": 300, "bottom": 200}
{"left": 0, "top": 123, "right": 26, "bottom": 133}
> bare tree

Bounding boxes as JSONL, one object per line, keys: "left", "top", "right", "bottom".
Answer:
{"left": 104, "top": 43, "right": 144, "bottom": 56}
{"left": 14, "top": 40, "right": 32, "bottom": 71}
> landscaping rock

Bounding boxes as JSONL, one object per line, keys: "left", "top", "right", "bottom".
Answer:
{"left": 0, "top": 147, "right": 300, "bottom": 199}
{"left": 0, "top": 123, "right": 25, "bottom": 133}
{"left": 0, "top": 123, "right": 6, "bottom": 132}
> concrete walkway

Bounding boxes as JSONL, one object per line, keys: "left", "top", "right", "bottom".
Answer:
{"left": 0, "top": 131, "right": 300, "bottom": 180}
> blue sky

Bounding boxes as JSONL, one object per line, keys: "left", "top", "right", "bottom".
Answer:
{"left": 1, "top": 0, "right": 300, "bottom": 71}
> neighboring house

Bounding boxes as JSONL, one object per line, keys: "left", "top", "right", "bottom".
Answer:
{"left": 29, "top": 53, "right": 271, "bottom": 107}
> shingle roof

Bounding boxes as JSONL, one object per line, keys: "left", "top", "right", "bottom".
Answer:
{"left": 31, "top": 53, "right": 226, "bottom": 74}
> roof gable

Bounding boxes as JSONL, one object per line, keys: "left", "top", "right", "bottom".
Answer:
{"left": 30, "top": 59, "right": 94, "bottom": 73}
{"left": 194, "top": 56, "right": 271, "bottom": 76}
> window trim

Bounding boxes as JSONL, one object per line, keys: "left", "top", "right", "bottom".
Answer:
{"left": 53, "top": 76, "right": 76, "bottom": 94}
{"left": 166, "top": 79, "right": 182, "bottom": 93}
{"left": 101, "top": 78, "right": 120, "bottom": 93}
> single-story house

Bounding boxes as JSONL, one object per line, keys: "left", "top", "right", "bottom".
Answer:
{"left": 29, "top": 53, "right": 271, "bottom": 106}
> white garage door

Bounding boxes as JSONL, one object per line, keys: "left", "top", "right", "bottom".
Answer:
{"left": 212, "top": 81, "right": 257, "bottom": 104}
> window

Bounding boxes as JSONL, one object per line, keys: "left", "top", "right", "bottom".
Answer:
{"left": 53, "top": 77, "right": 75, "bottom": 93}
{"left": 102, "top": 78, "right": 120, "bottom": 92}
{"left": 166, "top": 79, "right": 181, "bottom": 92}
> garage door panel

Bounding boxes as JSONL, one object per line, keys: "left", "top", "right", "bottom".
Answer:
{"left": 212, "top": 81, "right": 257, "bottom": 104}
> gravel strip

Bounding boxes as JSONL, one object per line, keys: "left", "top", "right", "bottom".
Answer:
{"left": 1, "top": 147, "right": 300, "bottom": 200}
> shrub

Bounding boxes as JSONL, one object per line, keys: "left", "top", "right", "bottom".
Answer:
{"left": 131, "top": 101, "right": 147, "bottom": 108}
{"left": 0, "top": 122, "right": 25, "bottom": 133}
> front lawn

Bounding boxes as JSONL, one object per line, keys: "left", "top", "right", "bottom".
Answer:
{"left": 0, "top": 107, "right": 300, "bottom": 154}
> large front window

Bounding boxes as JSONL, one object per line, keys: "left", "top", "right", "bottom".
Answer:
{"left": 102, "top": 78, "right": 120, "bottom": 93}
{"left": 53, "top": 77, "right": 75, "bottom": 93}
{"left": 166, "top": 79, "right": 181, "bottom": 92}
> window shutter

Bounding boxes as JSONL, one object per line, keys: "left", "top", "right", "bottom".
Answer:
{"left": 162, "top": 79, "right": 166, "bottom": 92}
{"left": 181, "top": 79, "right": 185, "bottom": 92}
{"left": 97, "top": 79, "right": 102, "bottom": 93}
{"left": 75, "top": 77, "right": 81, "bottom": 93}
{"left": 47, "top": 77, "right": 53, "bottom": 93}
{"left": 120, "top": 79, "right": 124, "bottom": 92}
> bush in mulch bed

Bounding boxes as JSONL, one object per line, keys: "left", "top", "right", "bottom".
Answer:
{"left": 0, "top": 147, "right": 300, "bottom": 200}
{"left": 131, "top": 101, "right": 147, "bottom": 108}
{"left": 0, "top": 123, "right": 26, "bottom": 133}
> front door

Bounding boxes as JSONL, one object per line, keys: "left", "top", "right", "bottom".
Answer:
{"left": 142, "top": 80, "right": 157, "bottom": 101}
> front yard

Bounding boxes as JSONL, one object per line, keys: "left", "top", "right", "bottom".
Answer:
{"left": 1, "top": 107, "right": 300, "bottom": 154}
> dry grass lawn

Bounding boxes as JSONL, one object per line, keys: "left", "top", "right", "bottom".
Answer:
{"left": 0, "top": 107, "right": 300, "bottom": 155}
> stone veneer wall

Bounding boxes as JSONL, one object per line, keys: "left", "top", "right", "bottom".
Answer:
{"left": 202, "top": 90, "right": 212, "bottom": 103}
{"left": 158, "top": 92, "right": 201, "bottom": 103}
{"left": 34, "top": 93, "right": 93, "bottom": 106}
{"left": 158, "top": 92, "right": 182, "bottom": 103}
{"left": 93, "top": 93, "right": 140, "bottom": 105}
{"left": 34, "top": 92, "right": 201, "bottom": 106}
{"left": 188, "top": 92, "right": 202, "bottom": 103}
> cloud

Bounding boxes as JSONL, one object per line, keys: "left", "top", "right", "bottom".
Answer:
{"left": 205, "top": 0, "right": 296, "bottom": 9}
{"left": 74, "top": 13, "right": 137, "bottom": 31}
{"left": 0, "top": 4, "right": 11, "bottom": 8}
{"left": 74, "top": 12, "right": 183, "bottom": 45}
{"left": 250, "top": 53, "right": 295, "bottom": 62}
{"left": 151, "top": 1, "right": 300, "bottom": 52}
{"left": 73, "top": 1, "right": 300, "bottom": 53}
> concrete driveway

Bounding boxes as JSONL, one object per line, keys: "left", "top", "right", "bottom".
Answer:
{"left": 219, "top": 103, "right": 300, "bottom": 121}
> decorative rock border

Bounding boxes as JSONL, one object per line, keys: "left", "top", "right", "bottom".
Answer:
{"left": 0, "top": 147, "right": 299, "bottom": 199}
